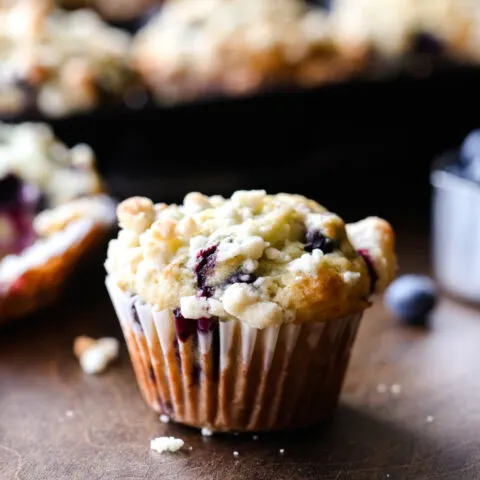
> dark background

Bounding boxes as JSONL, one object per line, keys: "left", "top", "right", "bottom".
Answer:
{"left": 17, "top": 67, "right": 480, "bottom": 223}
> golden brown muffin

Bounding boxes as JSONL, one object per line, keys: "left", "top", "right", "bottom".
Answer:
{"left": 105, "top": 190, "right": 396, "bottom": 432}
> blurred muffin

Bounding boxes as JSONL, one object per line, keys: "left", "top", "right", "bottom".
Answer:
{"left": 58, "top": 0, "right": 159, "bottom": 23}
{"left": 333, "top": 0, "right": 480, "bottom": 65}
{"left": 0, "top": 0, "right": 137, "bottom": 118}
{"left": 0, "top": 122, "right": 115, "bottom": 322}
{"left": 131, "top": 0, "right": 368, "bottom": 104}
{"left": 105, "top": 190, "right": 396, "bottom": 432}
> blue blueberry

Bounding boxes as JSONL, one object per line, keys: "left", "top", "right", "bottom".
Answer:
{"left": 384, "top": 274, "right": 437, "bottom": 325}
{"left": 460, "top": 129, "right": 480, "bottom": 164}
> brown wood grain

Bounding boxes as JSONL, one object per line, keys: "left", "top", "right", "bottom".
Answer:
{"left": 1, "top": 224, "right": 480, "bottom": 480}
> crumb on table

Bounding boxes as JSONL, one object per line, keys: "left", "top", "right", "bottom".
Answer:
{"left": 159, "top": 414, "right": 170, "bottom": 424}
{"left": 73, "top": 335, "right": 120, "bottom": 375}
{"left": 150, "top": 436, "right": 184, "bottom": 453}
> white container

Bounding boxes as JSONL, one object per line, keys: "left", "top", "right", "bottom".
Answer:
{"left": 431, "top": 156, "right": 480, "bottom": 303}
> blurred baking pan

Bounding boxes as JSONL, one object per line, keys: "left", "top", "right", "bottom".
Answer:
{"left": 4, "top": 66, "right": 480, "bottom": 218}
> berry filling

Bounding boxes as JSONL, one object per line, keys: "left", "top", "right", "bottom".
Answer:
{"left": 304, "top": 229, "right": 335, "bottom": 254}
{"left": 172, "top": 307, "right": 220, "bottom": 384}
{"left": 358, "top": 249, "right": 377, "bottom": 294}
{"left": 173, "top": 307, "right": 217, "bottom": 342}
{"left": 0, "top": 174, "right": 40, "bottom": 260}
{"left": 194, "top": 244, "right": 218, "bottom": 297}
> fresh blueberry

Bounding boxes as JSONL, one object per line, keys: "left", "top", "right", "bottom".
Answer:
{"left": 460, "top": 129, "right": 480, "bottom": 164}
{"left": 384, "top": 274, "right": 437, "bottom": 325}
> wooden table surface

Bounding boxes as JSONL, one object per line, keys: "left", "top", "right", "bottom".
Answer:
{"left": 2, "top": 222, "right": 480, "bottom": 480}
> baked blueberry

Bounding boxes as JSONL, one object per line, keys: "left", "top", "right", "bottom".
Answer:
{"left": 194, "top": 245, "right": 217, "bottom": 297}
{"left": 411, "top": 32, "right": 444, "bottom": 55}
{"left": 224, "top": 269, "right": 257, "bottom": 286}
{"left": 173, "top": 307, "right": 197, "bottom": 342}
{"left": 357, "top": 249, "right": 378, "bottom": 294}
{"left": 0, "top": 174, "right": 22, "bottom": 206}
{"left": 304, "top": 230, "right": 335, "bottom": 254}
{"left": 384, "top": 274, "right": 437, "bottom": 326}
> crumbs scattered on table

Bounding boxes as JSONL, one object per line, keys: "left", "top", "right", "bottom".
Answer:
{"left": 65, "top": 410, "right": 74, "bottom": 418}
{"left": 188, "top": 446, "right": 193, "bottom": 451}
{"left": 233, "top": 451, "right": 239, "bottom": 457}
{"left": 426, "top": 415, "right": 435, "bottom": 423}
{"left": 150, "top": 436, "right": 184, "bottom": 453}
{"left": 252, "top": 435, "right": 259, "bottom": 440}
{"left": 390, "top": 384, "right": 402, "bottom": 395}
{"left": 376, "top": 383, "right": 388, "bottom": 393}
{"left": 279, "top": 449, "right": 285, "bottom": 455}
{"left": 73, "top": 336, "right": 120, "bottom": 374}
{"left": 201, "top": 427, "right": 213, "bottom": 436}
{"left": 159, "top": 414, "right": 170, "bottom": 424}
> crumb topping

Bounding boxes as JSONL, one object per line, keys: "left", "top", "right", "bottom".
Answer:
{"left": 150, "top": 436, "right": 184, "bottom": 453}
{"left": 0, "top": 122, "right": 102, "bottom": 207}
{"left": 333, "top": 0, "right": 480, "bottom": 58}
{"left": 106, "top": 190, "right": 396, "bottom": 327}
{"left": 73, "top": 335, "right": 120, "bottom": 374}
{"left": 0, "top": 1, "right": 133, "bottom": 117}
{"left": 132, "top": 0, "right": 367, "bottom": 100}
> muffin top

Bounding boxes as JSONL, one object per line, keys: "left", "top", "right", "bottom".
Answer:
{"left": 333, "top": 0, "right": 479, "bottom": 58}
{"left": 132, "top": 0, "right": 367, "bottom": 96}
{"left": 106, "top": 190, "right": 396, "bottom": 328}
{"left": 0, "top": 122, "right": 102, "bottom": 207}
{"left": 0, "top": 0, "right": 133, "bottom": 117}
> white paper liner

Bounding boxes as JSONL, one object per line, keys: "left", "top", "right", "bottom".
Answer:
{"left": 106, "top": 275, "right": 363, "bottom": 432}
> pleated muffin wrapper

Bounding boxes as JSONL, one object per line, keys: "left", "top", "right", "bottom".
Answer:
{"left": 106, "top": 276, "right": 363, "bottom": 432}
{"left": 0, "top": 196, "right": 116, "bottom": 323}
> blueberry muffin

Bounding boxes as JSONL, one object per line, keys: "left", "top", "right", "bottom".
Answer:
{"left": 58, "top": 0, "right": 159, "bottom": 22}
{"left": 0, "top": 0, "right": 137, "bottom": 118}
{"left": 131, "top": 0, "right": 368, "bottom": 104}
{"left": 105, "top": 190, "right": 396, "bottom": 432}
{"left": 0, "top": 122, "right": 115, "bottom": 321}
{"left": 333, "top": 0, "right": 479, "bottom": 64}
